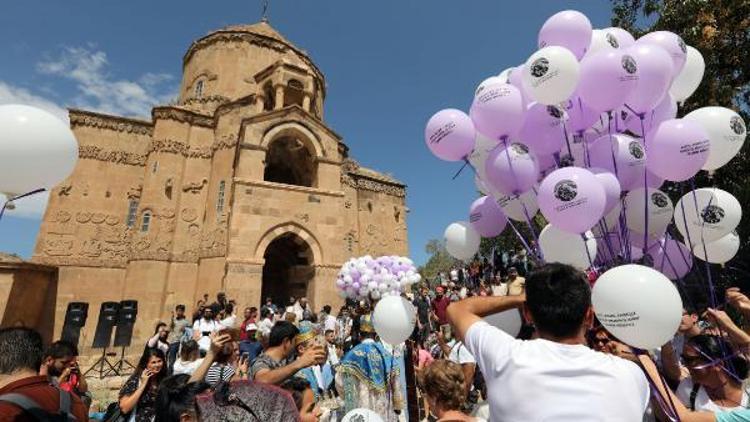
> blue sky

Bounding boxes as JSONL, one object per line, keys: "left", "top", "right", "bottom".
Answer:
{"left": 0, "top": 1, "right": 614, "bottom": 264}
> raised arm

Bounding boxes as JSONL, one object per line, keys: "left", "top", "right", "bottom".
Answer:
{"left": 446, "top": 294, "right": 525, "bottom": 342}
{"left": 188, "top": 333, "right": 231, "bottom": 383}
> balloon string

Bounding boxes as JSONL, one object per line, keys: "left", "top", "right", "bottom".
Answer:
{"left": 519, "top": 199, "right": 542, "bottom": 261}
{"left": 633, "top": 351, "right": 681, "bottom": 422}
{"left": 640, "top": 115, "right": 650, "bottom": 256}
{"left": 452, "top": 158, "right": 471, "bottom": 180}
{"left": 597, "top": 220, "right": 617, "bottom": 266}
{"left": 656, "top": 236, "right": 695, "bottom": 312}
{"left": 0, "top": 188, "right": 46, "bottom": 222}
{"left": 607, "top": 111, "right": 629, "bottom": 262}
{"left": 688, "top": 178, "right": 719, "bottom": 308}
{"left": 675, "top": 184, "right": 708, "bottom": 287}
{"left": 561, "top": 118, "right": 573, "bottom": 159}
{"left": 506, "top": 217, "right": 537, "bottom": 262}
{"left": 581, "top": 132, "right": 591, "bottom": 168}
{"left": 581, "top": 232, "right": 595, "bottom": 270}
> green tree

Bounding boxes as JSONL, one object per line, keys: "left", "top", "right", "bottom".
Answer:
{"left": 611, "top": 0, "right": 750, "bottom": 289}
{"left": 419, "top": 238, "right": 459, "bottom": 280}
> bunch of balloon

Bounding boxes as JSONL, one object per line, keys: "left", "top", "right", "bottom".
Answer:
{"left": 423, "top": 9, "right": 746, "bottom": 390}
{"left": 0, "top": 105, "right": 79, "bottom": 220}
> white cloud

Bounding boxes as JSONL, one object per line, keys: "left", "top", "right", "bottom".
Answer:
{"left": 0, "top": 190, "right": 49, "bottom": 220}
{"left": 0, "top": 82, "right": 68, "bottom": 122}
{"left": 37, "top": 46, "right": 176, "bottom": 118}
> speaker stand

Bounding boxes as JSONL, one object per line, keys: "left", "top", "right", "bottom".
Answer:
{"left": 112, "top": 346, "right": 136, "bottom": 375}
{"left": 83, "top": 348, "right": 119, "bottom": 379}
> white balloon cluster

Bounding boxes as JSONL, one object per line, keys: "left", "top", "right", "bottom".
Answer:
{"left": 335, "top": 255, "right": 422, "bottom": 301}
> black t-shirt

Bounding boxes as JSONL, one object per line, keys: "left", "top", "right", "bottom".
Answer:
{"left": 413, "top": 297, "right": 430, "bottom": 324}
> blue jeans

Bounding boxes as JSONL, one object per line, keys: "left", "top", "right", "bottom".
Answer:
{"left": 167, "top": 341, "right": 180, "bottom": 373}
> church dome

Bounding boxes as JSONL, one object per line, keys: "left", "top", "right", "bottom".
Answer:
{"left": 178, "top": 21, "right": 325, "bottom": 108}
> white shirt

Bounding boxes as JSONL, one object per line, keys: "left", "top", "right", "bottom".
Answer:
{"left": 676, "top": 377, "right": 749, "bottom": 413}
{"left": 220, "top": 315, "right": 237, "bottom": 329}
{"left": 324, "top": 314, "right": 337, "bottom": 332}
{"left": 192, "top": 319, "right": 224, "bottom": 350}
{"left": 465, "top": 321, "right": 649, "bottom": 421}
{"left": 327, "top": 344, "right": 340, "bottom": 366}
{"left": 446, "top": 339, "right": 476, "bottom": 365}
{"left": 173, "top": 358, "right": 204, "bottom": 376}
{"left": 491, "top": 283, "right": 508, "bottom": 297}
{"left": 450, "top": 270, "right": 458, "bottom": 281}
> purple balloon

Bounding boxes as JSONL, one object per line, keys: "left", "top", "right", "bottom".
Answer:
{"left": 485, "top": 142, "right": 539, "bottom": 195}
{"left": 564, "top": 91, "right": 599, "bottom": 133}
{"left": 508, "top": 65, "right": 531, "bottom": 107}
{"left": 537, "top": 153, "right": 558, "bottom": 178}
{"left": 645, "top": 119, "right": 710, "bottom": 181}
{"left": 625, "top": 93, "right": 678, "bottom": 136}
{"left": 425, "top": 109, "right": 476, "bottom": 161}
{"left": 624, "top": 45, "right": 674, "bottom": 114}
{"left": 538, "top": 10, "right": 593, "bottom": 60}
{"left": 587, "top": 134, "right": 646, "bottom": 191}
{"left": 637, "top": 31, "right": 687, "bottom": 77}
{"left": 470, "top": 84, "right": 524, "bottom": 140}
{"left": 469, "top": 196, "right": 508, "bottom": 237}
{"left": 538, "top": 167, "right": 606, "bottom": 233}
{"left": 578, "top": 50, "right": 639, "bottom": 113}
{"left": 604, "top": 27, "right": 636, "bottom": 49}
{"left": 590, "top": 168, "right": 621, "bottom": 214}
{"left": 629, "top": 230, "right": 664, "bottom": 250}
{"left": 648, "top": 236, "right": 693, "bottom": 280}
{"left": 519, "top": 102, "right": 567, "bottom": 156}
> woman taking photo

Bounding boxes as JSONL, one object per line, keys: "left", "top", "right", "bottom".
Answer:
{"left": 119, "top": 348, "right": 168, "bottom": 421}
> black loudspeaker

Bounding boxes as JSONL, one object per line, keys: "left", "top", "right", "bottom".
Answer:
{"left": 113, "top": 300, "right": 138, "bottom": 348}
{"left": 92, "top": 302, "right": 120, "bottom": 349}
{"left": 61, "top": 302, "right": 88, "bottom": 347}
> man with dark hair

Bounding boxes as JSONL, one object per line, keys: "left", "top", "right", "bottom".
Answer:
{"left": 447, "top": 263, "right": 649, "bottom": 421}
{"left": 0, "top": 328, "right": 87, "bottom": 420}
{"left": 168, "top": 304, "right": 190, "bottom": 372}
{"left": 250, "top": 321, "right": 324, "bottom": 385}
{"left": 41, "top": 340, "right": 90, "bottom": 408}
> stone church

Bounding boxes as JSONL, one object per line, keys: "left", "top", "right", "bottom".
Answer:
{"left": 9, "top": 21, "right": 408, "bottom": 350}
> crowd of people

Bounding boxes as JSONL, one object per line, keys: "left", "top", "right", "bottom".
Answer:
{"left": 4, "top": 255, "right": 750, "bottom": 421}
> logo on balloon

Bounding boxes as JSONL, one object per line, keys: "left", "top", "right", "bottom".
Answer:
{"left": 350, "top": 415, "right": 365, "bottom": 422}
{"left": 553, "top": 180, "right": 578, "bottom": 202}
{"left": 651, "top": 192, "right": 669, "bottom": 208}
{"left": 621, "top": 55, "right": 637, "bottom": 74}
{"left": 628, "top": 141, "right": 644, "bottom": 159}
{"left": 606, "top": 33, "right": 619, "bottom": 48}
{"left": 511, "top": 143, "right": 530, "bottom": 155}
{"left": 730, "top": 116, "right": 745, "bottom": 135}
{"left": 546, "top": 105, "right": 563, "bottom": 119}
{"left": 701, "top": 205, "right": 725, "bottom": 224}
{"left": 530, "top": 58, "right": 550, "bottom": 78}
{"left": 678, "top": 37, "right": 687, "bottom": 54}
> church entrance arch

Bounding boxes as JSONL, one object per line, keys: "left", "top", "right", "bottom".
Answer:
{"left": 261, "top": 232, "right": 315, "bottom": 307}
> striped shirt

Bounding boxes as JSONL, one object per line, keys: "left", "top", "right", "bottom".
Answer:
{"left": 204, "top": 363, "right": 235, "bottom": 387}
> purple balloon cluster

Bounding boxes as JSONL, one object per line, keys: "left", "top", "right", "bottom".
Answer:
{"left": 425, "top": 9, "right": 746, "bottom": 275}
{"left": 335, "top": 255, "right": 421, "bottom": 301}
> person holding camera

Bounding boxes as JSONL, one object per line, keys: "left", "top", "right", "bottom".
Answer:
{"left": 40, "top": 340, "right": 91, "bottom": 409}
{"left": 250, "top": 321, "right": 325, "bottom": 385}
{"left": 192, "top": 307, "right": 224, "bottom": 352}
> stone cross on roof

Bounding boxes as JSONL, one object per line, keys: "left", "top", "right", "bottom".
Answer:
{"left": 261, "top": 0, "right": 270, "bottom": 22}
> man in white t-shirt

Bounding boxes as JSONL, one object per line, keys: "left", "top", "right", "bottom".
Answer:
{"left": 447, "top": 263, "right": 650, "bottom": 422}
{"left": 192, "top": 307, "right": 224, "bottom": 351}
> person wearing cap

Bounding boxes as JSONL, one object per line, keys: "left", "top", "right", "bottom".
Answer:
{"left": 293, "top": 323, "right": 331, "bottom": 402}
{"left": 335, "top": 314, "right": 404, "bottom": 421}
{"left": 239, "top": 320, "right": 263, "bottom": 366}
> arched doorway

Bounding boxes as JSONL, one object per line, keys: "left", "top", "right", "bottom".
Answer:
{"left": 263, "top": 136, "right": 317, "bottom": 187}
{"left": 261, "top": 232, "right": 314, "bottom": 307}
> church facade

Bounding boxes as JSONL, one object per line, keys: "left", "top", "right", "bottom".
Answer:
{"left": 30, "top": 21, "right": 408, "bottom": 350}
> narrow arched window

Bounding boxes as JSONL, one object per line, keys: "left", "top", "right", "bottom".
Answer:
{"left": 152, "top": 161, "right": 158, "bottom": 174}
{"left": 126, "top": 199, "right": 139, "bottom": 228}
{"left": 195, "top": 80, "right": 204, "bottom": 98}
{"left": 141, "top": 211, "right": 152, "bottom": 232}
{"left": 216, "top": 181, "right": 226, "bottom": 217}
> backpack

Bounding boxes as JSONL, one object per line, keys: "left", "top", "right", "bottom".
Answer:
{"left": 0, "top": 388, "right": 77, "bottom": 421}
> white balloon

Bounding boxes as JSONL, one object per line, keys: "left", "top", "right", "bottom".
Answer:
{"left": 0, "top": 105, "right": 79, "bottom": 195}
{"left": 370, "top": 290, "right": 382, "bottom": 300}
{"left": 673, "top": 188, "right": 741, "bottom": 244}
{"left": 691, "top": 232, "right": 740, "bottom": 264}
{"left": 372, "top": 296, "right": 416, "bottom": 345}
{"left": 495, "top": 190, "right": 539, "bottom": 222}
{"left": 468, "top": 134, "right": 499, "bottom": 189}
{"left": 522, "top": 46, "right": 580, "bottom": 105}
{"left": 585, "top": 29, "right": 619, "bottom": 58}
{"left": 444, "top": 221, "right": 481, "bottom": 261}
{"left": 484, "top": 309, "right": 523, "bottom": 337}
{"left": 684, "top": 107, "right": 746, "bottom": 171}
{"left": 592, "top": 264, "right": 682, "bottom": 349}
{"left": 539, "top": 225, "right": 597, "bottom": 270}
{"left": 603, "top": 201, "right": 623, "bottom": 229}
{"left": 498, "top": 67, "right": 513, "bottom": 83}
{"left": 342, "top": 408, "right": 384, "bottom": 422}
{"left": 669, "top": 45, "right": 705, "bottom": 103}
{"left": 624, "top": 188, "right": 674, "bottom": 236}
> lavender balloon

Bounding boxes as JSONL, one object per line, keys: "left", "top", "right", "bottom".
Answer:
{"left": 469, "top": 84, "right": 524, "bottom": 140}
{"left": 538, "top": 10, "right": 593, "bottom": 60}
{"left": 508, "top": 65, "right": 531, "bottom": 107}
{"left": 578, "top": 50, "right": 639, "bottom": 113}
{"left": 469, "top": 196, "right": 508, "bottom": 237}
{"left": 645, "top": 119, "right": 710, "bottom": 181}
{"left": 587, "top": 134, "right": 646, "bottom": 191}
{"left": 637, "top": 31, "right": 687, "bottom": 77}
{"left": 425, "top": 109, "right": 476, "bottom": 161}
{"left": 485, "top": 142, "right": 539, "bottom": 195}
{"left": 648, "top": 236, "right": 693, "bottom": 280}
{"left": 538, "top": 167, "right": 606, "bottom": 233}
{"left": 624, "top": 44, "right": 674, "bottom": 114}
{"left": 519, "top": 102, "right": 566, "bottom": 156}
{"left": 590, "top": 168, "right": 621, "bottom": 214}
{"left": 604, "top": 27, "right": 636, "bottom": 49}
{"left": 565, "top": 91, "right": 599, "bottom": 133}
{"left": 626, "top": 93, "right": 678, "bottom": 136}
